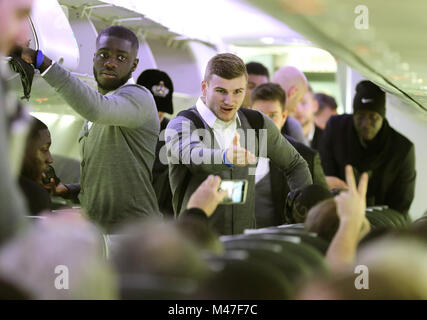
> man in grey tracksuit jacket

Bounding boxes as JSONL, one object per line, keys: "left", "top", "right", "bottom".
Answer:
{"left": 24, "top": 26, "right": 161, "bottom": 230}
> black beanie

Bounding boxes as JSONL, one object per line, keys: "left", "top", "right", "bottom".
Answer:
{"left": 137, "top": 69, "right": 174, "bottom": 114}
{"left": 353, "top": 80, "right": 386, "bottom": 118}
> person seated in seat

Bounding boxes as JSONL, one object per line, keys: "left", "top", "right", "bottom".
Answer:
{"left": 111, "top": 219, "right": 209, "bottom": 299}
{"left": 304, "top": 198, "right": 341, "bottom": 242}
{"left": 193, "top": 257, "right": 292, "bottom": 300}
{"left": 19, "top": 117, "right": 54, "bottom": 215}
{"left": 0, "top": 210, "right": 117, "bottom": 299}
{"left": 20, "top": 117, "right": 78, "bottom": 214}
{"left": 305, "top": 165, "right": 371, "bottom": 270}
{"left": 285, "top": 184, "right": 333, "bottom": 224}
{"left": 298, "top": 235, "right": 427, "bottom": 299}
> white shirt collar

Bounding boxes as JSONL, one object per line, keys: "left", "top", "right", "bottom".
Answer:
{"left": 308, "top": 123, "right": 316, "bottom": 142}
{"left": 195, "top": 97, "right": 241, "bottom": 129}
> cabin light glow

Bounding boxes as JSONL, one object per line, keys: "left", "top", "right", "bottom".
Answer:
{"left": 58, "top": 115, "right": 76, "bottom": 128}
{"left": 260, "top": 37, "right": 275, "bottom": 45}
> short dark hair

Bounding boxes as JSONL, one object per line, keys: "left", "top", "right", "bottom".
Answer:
{"left": 250, "top": 82, "right": 286, "bottom": 111}
{"left": 204, "top": 53, "right": 247, "bottom": 82}
{"left": 28, "top": 116, "right": 48, "bottom": 141}
{"left": 22, "top": 117, "right": 49, "bottom": 180}
{"left": 97, "top": 25, "right": 139, "bottom": 52}
{"left": 314, "top": 93, "right": 337, "bottom": 113}
{"left": 246, "top": 62, "right": 269, "bottom": 79}
{"left": 305, "top": 198, "right": 339, "bottom": 242}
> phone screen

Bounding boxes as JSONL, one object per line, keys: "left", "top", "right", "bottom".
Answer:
{"left": 219, "top": 180, "right": 247, "bottom": 204}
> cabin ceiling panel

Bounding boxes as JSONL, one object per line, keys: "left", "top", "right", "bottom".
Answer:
{"left": 246, "top": 0, "right": 427, "bottom": 113}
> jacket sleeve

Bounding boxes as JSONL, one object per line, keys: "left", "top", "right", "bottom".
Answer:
{"left": 42, "top": 63, "right": 158, "bottom": 129}
{"left": 180, "top": 208, "right": 208, "bottom": 222}
{"left": 165, "top": 116, "right": 231, "bottom": 175}
{"left": 320, "top": 117, "right": 340, "bottom": 176}
{"left": 263, "top": 114, "right": 312, "bottom": 190}
{"left": 63, "top": 183, "right": 81, "bottom": 204}
{"left": 385, "top": 144, "right": 416, "bottom": 215}
{"left": 312, "top": 152, "right": 329, "bottom": 190}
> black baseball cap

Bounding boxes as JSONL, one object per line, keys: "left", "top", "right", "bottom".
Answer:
{"left": 137, "top": 69, "right": 174, "bottom": 114}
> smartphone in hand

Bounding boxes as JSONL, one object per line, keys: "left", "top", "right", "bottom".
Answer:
{"left": 42, "top": 165, "right": 60, "bottom": 185}
{"left": 219, "top": 179, "right": 248, "bottom": 205}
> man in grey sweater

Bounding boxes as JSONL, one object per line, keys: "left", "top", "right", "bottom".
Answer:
{"left": 166, "top": 53, "right": 312, "bottom": 235}
{"left": 22, "top": 26, "right": 161, "bottom": 230}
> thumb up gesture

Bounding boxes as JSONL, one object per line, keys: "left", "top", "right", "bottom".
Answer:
{"left": 225, "top": 133, "right": 256, "bottom": 167}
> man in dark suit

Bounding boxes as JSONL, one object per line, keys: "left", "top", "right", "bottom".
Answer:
{"left": 314, "top": 92, "right": 338, "bottom": 131}
{"left": 251, "top": 83, "right": 329, "bottom": 227}
{"left": 295, "top": 86, "right": 325, "bottom": 150}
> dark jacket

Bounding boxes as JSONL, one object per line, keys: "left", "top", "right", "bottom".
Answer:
{"left": 310, "top": 125, "right": 324, "bottom": 151}
{"left": 19, "top": 176, "right": 52, "bottom": 216}
{"left": 281, "top": 116, "right": 306, "bottom": 144}
{"left": 320, "top": 114, "right": 416, "bottom": 215}
{"left": 269, "top": 135, "right": 328, "bottom": 225}
{"left": 152, "top": 117, "right": 174, "bottom": 216}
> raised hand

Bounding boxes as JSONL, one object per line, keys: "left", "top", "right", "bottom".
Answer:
{"left": 225, "top": 133, "right": 256, "bottom": 167}
{"left": 334, "top": 165, "right": 368, "bottom": 224}
{"left": 326, "top": 165, "right": 370, "bottom": 270}
{"left": 325, "top": 176, "right": 348, "bottom": 191}
{"left": 20, "top": 46, "right": 37, "bottom": 65}
{"left": 186, "top": 175, "right": 228, "bottom": 217}
{"left": 41, "top": 173, "right": 68, "bottom": 197}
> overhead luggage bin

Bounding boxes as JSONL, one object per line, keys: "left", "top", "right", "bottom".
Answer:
{"left": 65, "top": 6, "right": 99, "bottom": 76}
{"left": 30, "top": 0, "right": 80, "bottom": 71}
{"left": 146, "top": 38, "right": 217, "bottom": 105}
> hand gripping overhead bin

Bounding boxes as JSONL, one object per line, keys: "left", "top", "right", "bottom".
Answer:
{"left": 29, "top": 0, "right": 80, "bottom": 71}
